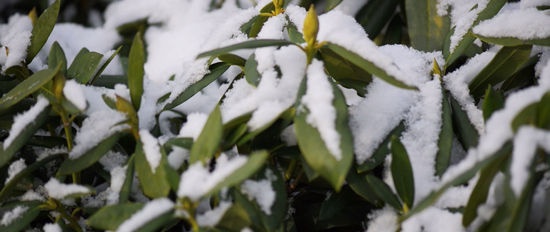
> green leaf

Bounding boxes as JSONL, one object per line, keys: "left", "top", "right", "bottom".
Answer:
{"left": 88, "top": 203, "right": 144, "bottom": 230}
{"left": 450, "top": 95, "right": 479, "bottom": 149}
{"left": 469, "top": 45, "right": 532, "bottom": 100}
{"left": 482, "top": 86, "right": 505, "bottom": 121}
{"left": 0, "top": 201, "right": 42, "bottom": 232}
{"left": 511, "top": 102, "right": 537, "bottom": 132}
{"left": 324, "top": 0, "right": 344, "bottom": 11}
{"left": 358, "top": 122, "right": 405, "bottom": 172}
{"left": 57, "top": 133, "right": 121, "bottom": 175}
{"left": 89, "top": 46, "right": 122, "bottom": 85}
{"left": 294, "top": 76, "right": 354, "bottom": 191}
{"left": 26, "top": 0, "right": 60, "bottom": 62}
{"left": 355, "top": 0, "right": 399, "bottom": 39}
{"left": 48, "top": 41, "right": 67, "bottom": 73}
{"left": 218, "top": 54, "right": 246, "bottom": 67}
{"left": 67, "top": 48, "right": 104, "bottom": 84}
{"left": 216, "top": 201, "right": 252, "bottom": 231}
{"left": 0, "top": 101, "right": 50, "bottom": 168}
{"left": 475, "top": 34, "right": 550, "bottom": 47}
{"left": 365, "top": 175, "right": 402, "bottom": 210}
{"left": 382, "top": 14, "right": 405, "bottom": 45}
{"left": 134, "top": 143, "right": 171, "bottom": 198}
{"left": 319, "top": 45, "right": 372, "bottom": 96}
{"left": 0, "top": 66, "right": 59, "bottom": 114}
{"left": 286, "top": 22, "right": 305, "bottom": 44}
{"left": 162, "top": 63, "right": 230, "bottom": 111}
{"left": 405, "top": 0, "right": 450, "bottom": 52}
{"left": 347, "top": 168, "right": 383, "bottom": 206}
{"left": 189, "top": 105, "right": 222, "bottom": 164}
{"left": 322, "top": 43, "right": 417, "bottom": 90}
{"left": 119, "top": 156, "right": 135, "bottom": 203}
{"left": 435, "top": 89, "right": 453, "bottom": 176}
{"left": 244, "top": 53, "right": 261, "bottom": 86}
{"left": 196, "top": 39, "right": 296, "bottom": 59}
{"left": 128, "top": 32, "right": 145, "bottom": 109}
{"left": 536, "top": 92, "right": 550, "bottom": 130}
{"left": 390, "top": 136, "right": 415, "bottom": 209}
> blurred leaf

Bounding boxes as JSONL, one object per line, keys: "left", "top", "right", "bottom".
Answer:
{"left": 286, "top": 22, "right": 305, "bottom": 44}
{"left": 67, "top": 48, "right": 104, "bottom": 84}
{"left": 26, "top": 0, "right": 60, "bottom": 62}
{"left": 57, "top": 133, "right": 122, "bottom": 175}
{"left": 390, "top": 136, "right": 415, "bottom": 209}
{"left": 189, "top": 105, "right": 222, "bottom": 164}
{"left": 450, "top": 95, "right": 479, "bottom": 149}
{"left": 511, "top": 102, "right": 537, "bottom": 133}
{"left": 244, "top": 53, "right": 261, "bottom": 86}
{"left": 322, "top": 43, "right": 417, "bottom": 90}
{"left": 216, "top": 200, "right": 252, "bottom": 231}
{"left": 0, "top": 66, "right": 59, "bottom": 114}
{"left": 134, "top": 142, "right": 171, "bottom": 198}
{"left": 355, "top": 0, "right": 399, "bottom": 39}
{"left": 324, "top": 0, "right": 344, "bottom": 11}
{"left": 365, "top": 175, "right": 402, "bottom": 210}
{"left": 475, "top": 34, "right": 550, "bottom": 47}
{"left": 197, "top": 39, "right": 296, "bottom": 59}
{"left": 469, "top": 45, "right": 532, "bottom": 100}
{"left": 436, "top": 89, "right": 453, "bottom": 176}
{"left": 218, "top": 54, "right": 246, "bottom": 67}
{"left": 536, "top": 92, "right": 550, "bottom": 130}
{"left": 0, "top": 201, "right": 42, "bottom": 232}
{"left": 482, "top": 86, "right": 505, "bottom": 121}
{"left": 358, "top": 122, "right": 405, "bottom": 172}
{"left": 88, "top": 203, "right": 144, "bottom": 231}
{"left": 382, "top": 14, "right": 404, "bottom": 45}
{"left": 119, "top": 156, "right": 135, "bottom": 203}
{"left": 48, "top": 41, "right": 67, "bottom": 73}
{"left": 319, "top": 45, "right": 372, "bottom": 96}
{"left": 405, "top": 0, "right": 449, "bottom": 52}
{"left": 294, "top": 76, "right": 353, "bottom": 191}
{"left": 163, "top": 63, "right": 230, "bottom": 111}
{"left": 128, "top": 32, "right": 145, "bottom": 109}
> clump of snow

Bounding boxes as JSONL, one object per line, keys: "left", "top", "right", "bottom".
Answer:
{"left": 473, "top": 7, "right": 550, "bottom": 40}
{"left": 179, "top": 113, "right": 208, "bottom": 140}
{"left": 0, "top": 206, "right": 28, "bottom": 226}
{"left": 196, "top": 202, "right": 232, "bottom": 226}
{"left": 63, "top": 80, "right": 87, "bottom": 111}
{"left": 44, "top": 178, "right": 90, "bottom": 199}
{"left": 107, "top": 166, "right": 127, "bottom": 204}
{"left": 37, "top": 147, "right": 68, "bottom": 161}
{"left": 99, "top": 151, "right": 127, "bottom": 171}
{"left": 510, "top": 127, "right": 550, "bottom": 196}
{"left": 43, "top": 223, "right": 62, "bottom": 232}
{"left": 167, "top": 147, "right": 189, "bottom": 170}
{"left": 0, "top": 14, "right": 32, "bottom": 72}
{"left": 117, "top": 198, "right": 174, "bottom": 232}
{"left": 139, "top": 130, "right": 162, "bottom": 173}
{"left": 366, "top": 207, "right": 398, "bottom": 232}
{"left": 402, "top": 207, "right": 464, "bottom": 232}
{"left": 69, "top": 109, "right": 129, "bottom": 159}
{"left": 3, "top": 95, "right": 50, "bottom": 149}
{"left": 280, "top": 125, "right": 297, "bottom": 146}
{"left": 240, "top": 169, "right": 277, "bottom": 214}
{"left": 300, "top": 59, "right": 341, "bottom": 160}
{"left": 5, "top": 158, "right": 26, "bottom": 184}
{"left": 20, "top": 190, "right": 46, "bottom": 202}
{"left": 178, "top": 153, "right": 248, "bottom": 201}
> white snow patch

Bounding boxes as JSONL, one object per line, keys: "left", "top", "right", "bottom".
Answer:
{"left": 474, "top": 7, "right": 550, "bottom": 41}
{"left": 99, "top": 151, "right": 127, "bottom": 171}
{"left": 5, "top": 158, "right": 26, "bottom": 184}
{"left": 19, "top": 190, "right": 45, "bottom": 202}
{"left": 139, "top": 130, "right": 162, "bottom": 173}
{"left": 241, "top": 170, "right": 277, "bottom": 214}
{"left": 0, "top": 14, "right": 32, "bottom": 72}
{"left": 366, "top": 207, "right": 398, "bottom": 232}
{"left": 402, "top": 207, "right": 464, "bottom": 232}
{"left": 63, "top": 80, "right": 87, "bottom": 111}
{"left": 179, "top": 113, "right": 208, "bottom": 140}
{"left": 167, "top": 147, "right": 189, "bottom": 170}
{"left": 107, "top": 165, "right": 127, "bottom": 204}
{"left": 301, "top": 59, "right": 341, "bottom": 160}
{"left": 43, "top": 223, "right": 62, "bottom": 232}
{"left": 196, "top": 202, "right": 232, "bottom": 227}
{"left": 3, "top": 96, "right": 50, "bottom": 149}
{"left": 511, "top": 127, "right": 550, "bottom": 196}
{"left": 117, "top": 198, "right": 174, "bottom": 232}
{"left": 0, "top": 206, "right": 28, "bottom": 226}
{"left": 44, "top": 178, "right": 90, "bottom": 199}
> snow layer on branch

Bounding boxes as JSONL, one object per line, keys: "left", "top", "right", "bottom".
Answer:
{"left": 0, "top": 14, "right": 32, "bottom": 72}
{"left": 5, "top": 158, "right": 26, "bottom": 184}
{"left": 197, "top": 202, "right": 232, "bottom": 227}
{"left": 0, "top": 206, "right": 28, "bottom": 226}
{"left": 139, "top": 130, "right": 162, "bottom": 173}
{"left": 45, "top": 178, "right": 90, "bottom": 199}
{"left": 63, "top": 80, "right": 87, "bottom": 111}
{"left": 69, "top": 110, "right": 129, "bottom": 159}
{"left": 473, "top": 7, "right": 550, "bottom": 40}
{"left": 437, "top": 0, "right": 489, "bottom": 53}
{"left": 117, "top": 198, "right": 174, "bottom": 232}
{"left": 178, "top": 154, "right": 247, "bottom": 201}
{"left": 4, "top": 95, "right": 50, "bottom": 149}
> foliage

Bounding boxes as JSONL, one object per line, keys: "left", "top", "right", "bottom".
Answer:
{"left": 0, "top": 0, "right": 550, "bottom": 231}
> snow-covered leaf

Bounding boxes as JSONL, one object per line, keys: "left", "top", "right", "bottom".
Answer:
{"left": 435, "top": 88, "right": 453, "bottom": 177}
{"left": 319, "top": 45, "right": 372, "bottom": 96}
{"left": 127, "top": 32, "right": 144, "bottom": 109}
{"left": 44, "top": 178, "right": 91, "bottom": 199}
{"left": 0, "top": 201, "right": 41, "bottom": 232}
{"left": 67, "top": 48, "right": 103, "bottom": 84}
{"left": 196, "top": 39, "right": 296, "bottom": 59}
{"left": 134, "top": 142, "right": 171, "bottom": 198}
{"left": 357, "top": 122, "right": 405, "bottom": 172}
{"left": 190, "top": 105, "right": 222, "bottom": 164}
{"left": 116, "top": 198, "right": 175, "bottom": 232}
{"left": 26, "top": 0, "right": 60, "bottom": 62}
{"left": 0, "top": 67, "right": 58, "bottom": 114}
{"left": 88, "top": 202, "right": 144, "bottom": 231}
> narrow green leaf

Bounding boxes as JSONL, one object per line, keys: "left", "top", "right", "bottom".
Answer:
{"left": 244, "top": 53, "right": 261, "bottom": 86}
{"left": 355, "top": 0, "right": 399, "bottom": 39}
{"left": 197, "top": 39, "right": 296, "bottom": 59}
{"left": 475, "top": 34, "right": 550, "bottom": 47}
{"left": 0, "top": 66, "right": 59, "bottom": 113}
{"left": 286, "top": 22, "right": 305, "bottom": 44}
{"left": 405, "top": 0, "right": 450, "bottom": 52}
{"left": 469, "top": 45, "right": 532, "bottom": 100}
{"left": 163, "top": 63, "right": 230, "bottom": 111}
{"left": 390, "top": 136, "right": 415, "bottom": 208}
{"left": 482, "top": 86, "right": 505, "bottom": 121}
{"left": 88, "top": 203, "right": 144, "bottom": 231}
{"left": 134, "top": 143, "right": 171, "bottom": 198}
{"left": 48, "top": 41, "right": 67, "bottom": 73}
{"left": 511, "top": 102, "right": 537, "bottom": 133}
{"left": 347, "top": 168, "right": 383, "bottom": 206}
{"left": 319, "top": 45, "right": 372, "bottom": 96}
{"left": 189, "top": 105, "right": 222, "bottom": 164}
{"left": 536, "top": 92, "right": 550, "bottom": 130}
{"left": 218, "top": 54, "right": 246, "bottom": 67}
{"left": 128, "top": 32, "right": 145, "bottom": 109}
{"left": 322, "top": 43, "right": 417, "bottom": 90}
{"left": 358, "top": 122, "right": 405, "bottom": 172}
{"left": 450, "top": 95, "right": 479, "bottom": 149}
{"left": 217, "top": 201, "right": 252, "bottom": 231}
{"left": 325, "top": 0, "right": 344, "bottom": 11}
{"left": 365, "top": 175, "right": 402, "bottom": 210}
{"left": 119, "top": 156, "right": 135, "bottom": 203}
{"left": 67, "top": 48, "right": 104, "bottom": 84}
{"left": 0, "top": 201, "right": 42, "bottom": 232}
{"left": 89, "top": 46, "right": 122, "bottom": 85}
{"left": 26, "top": 0, "right": 60, "bottom": 62}
{"left": 435, "top": 89, "right": 453, "bottom": 176}
{"left": 57, "top": 133, "right": 121, "bottom": 175}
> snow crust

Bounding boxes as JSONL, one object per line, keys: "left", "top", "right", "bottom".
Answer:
{"left": 139, "top": 130, "right": 162, "bottom": 173}
{"left": 3, "top": 95, "right": 50, "bottom": 149}
{"left": 0, "top": 206, "right": 28, "bottom": 226}
{"left": 5, "top": 158, "right": 26, "bottom": 184}
{"left": 240, "top": 169, "right": 277, "bottom": 215}
{"left": 44, "top": 178, "right": 90, "bottom": 199}
{"left": 63, "top": 80, "right": 87, "bottom": 111}
{"left": 0, "top": 14, "right": 32, "bottom": 72}
{"left": 117, "top": 198, "right": 174, "bottom": 232}
{"left": 473, "top": 7, "right": 550, "bottom": 40}
{"left": 43, "top": 223, "right": 62, "bottom": 232}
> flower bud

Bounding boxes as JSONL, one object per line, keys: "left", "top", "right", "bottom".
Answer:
{"left": 303, "top": 4, "right": 319, "bottom": 47}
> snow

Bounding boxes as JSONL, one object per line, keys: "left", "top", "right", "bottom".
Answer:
{"left": 108, "top": 166, "right": 127, "bottom": 204}
{"left": 167, "top": 147, "right": 189, "bottom": 170}
{"left": 0, "top": 14, "right": 32, "bottom": 72}
{"left": 473, "top": 7, "right": 550, "bottom": 40}
{"left": 44, "top": 178, "right": 90, "bottom": 199}
{"left": 43, "top": 223, "right": 62, "bottom": 232}
{"left": 63, "top": 80, "right": 87, "bottom": 111}
{"left": 366, "top": 207, "right": 398, "bottom": 232}
{"left": 99, "top": 151, "right": 127, "bottom": 171}
{"left": 196, "top": 202, "right": 232, "bottom": 226}
{"left": 178, "top": 153, "right": 248, "bottom": 201}
{"left": 117, "top": 198, "right": 174, "bottom": 232}
{"left": 300, "top": 59, "right": 342, "bottom": 159}
{"left": 69, "top": 109, "right": 129, "bottom": 159}
{"left": 139, "top": 130, "right": 162, "bottom": 173}
{"left": 3, "top": 95, "right": 50, "bottom": 149}
{"left": 19, "top": 190, "right": 46, "bottom": 202}
{"left": 402, "top": 207, "right": 464, "bottom": 232}
{"left": 521, "top": 0, "right": 550, "bottom": 8}
{"left": 0, "top": 206, "right": 28, "bottom": 226}
{"left": 178, "top": 113, "right": 208, "bottom": 140}
{"left": 5, "top": 158, "right": 26, "bottom": 184}
{"left": 510, "top": 127, "right": 550, "bottom": 196}
{"left": 240, "top": 170, "right": 277, "bottom": 215}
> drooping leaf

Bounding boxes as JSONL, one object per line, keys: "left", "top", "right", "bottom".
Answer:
{"left": 355, "top": 0, "right": 399, "bottom": 39}
{"left": 365, "top": 175, "right": 402, "bottom": 210}
{"left": 390, "top": 136, "right": 415, "bottom": 209}
{"left": 450, "top": 95, "right": 479, "bottom": 149}
{"left": 474, "top": 34, "right": 550, "bottom": 47}
{"left": 319, "top": 46, "right": 372, "bottom": 96}
{"left": 26, "top": 0, "right": 60, "bottom": 62}
{"left": 196, "top": 39, "right": 296, "bottom": 59}
{"left": 189, "top": 105, "right": 222, "bottom": 164}
{"left": 435, "top": 89, "right": 453, "bottom": 176}
{"left": 88, "top": 203, "right": 145, "bottom": 231}
{"left": 286, "top": 22, "right": 305, "bottom": 44}
{"left": 57, "top": 133, "right": 122, "bottom": 175}
{"left": 244, "top": 53, "right": 261, "bottom": 86}
{"left": 67, "top": 48, "right": 104, "bottom": 84}
{"left": 128, "top": 32, "right": 145, "bottom": 109}
{"left": 47, "top": 41, "right": 67, "bottom": 73}
{"left": 347, "top": 167, "right": 383, "bottom": 206}
{"left": 134, "top": 142, "right": 171, "bottom": 198}
{"left": 405, "top": 0, "right": 450, "bottom": 52}
{"left": 218, "top": 54, "right": 246, "bottom": 67}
